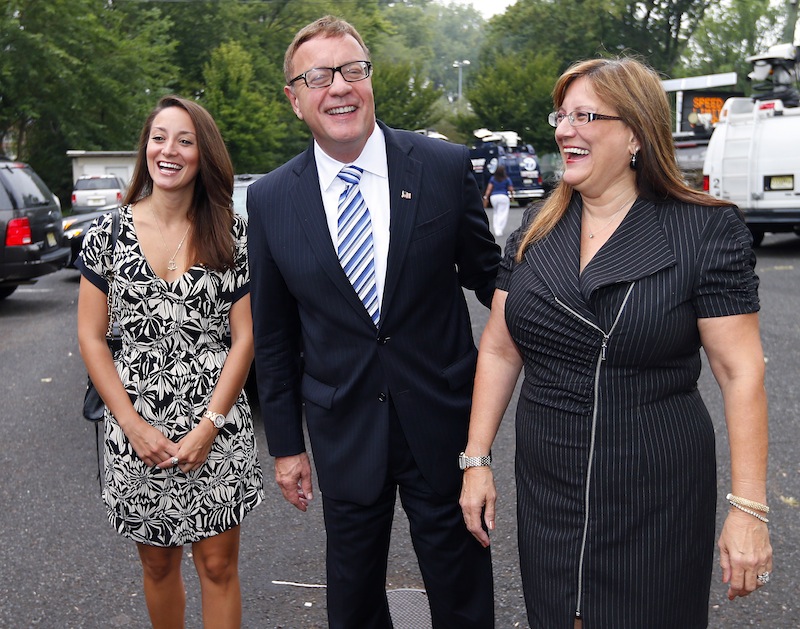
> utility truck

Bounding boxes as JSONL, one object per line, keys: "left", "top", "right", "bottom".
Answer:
{"left": 703, "top": 42, "right": 800, "bottom": 245}
{"left": 469, "top": 129, "right": 545, "bottom": 205}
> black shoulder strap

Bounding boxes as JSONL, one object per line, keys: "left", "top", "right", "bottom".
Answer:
{"left": 95, "top": 208, "right": 122, "bottom": 488}
{"left": 110, "top": 208, "right": 120, "bottom": 251}
{"left": 106, "top": 209, "right": 122, "bottom": 345}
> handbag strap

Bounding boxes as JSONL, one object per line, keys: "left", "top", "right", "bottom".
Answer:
{"left": 105, "top": 210, "right": 120, "bottom": 338}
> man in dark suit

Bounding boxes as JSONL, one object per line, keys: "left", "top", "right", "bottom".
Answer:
{"left": 247, "top": 15, "right": 500, "bottom": 629}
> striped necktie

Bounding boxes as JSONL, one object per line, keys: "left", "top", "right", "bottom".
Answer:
{"left": 337, "top": 166, "right": 380, "bottom": 325}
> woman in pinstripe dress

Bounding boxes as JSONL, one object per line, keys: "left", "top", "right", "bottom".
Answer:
{"left": 460, "top": 57, "right": 772, "bottom": 628}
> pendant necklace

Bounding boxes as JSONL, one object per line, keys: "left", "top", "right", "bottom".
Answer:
{"left": 150, "top": 201, "right": 191, "bottom": 271}
{"left": 584, "top": 196, "right": 636, "bottom": 239}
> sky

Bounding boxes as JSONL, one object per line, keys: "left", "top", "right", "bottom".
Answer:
{"left": 440, "top": 0, "right": 516, "bottom": 19}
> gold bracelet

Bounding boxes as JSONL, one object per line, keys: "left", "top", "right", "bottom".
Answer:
{"left": 728, "top": 499, "right": 769, "bottom": 523}
{"left": 727, "top": 493, "right": 769, "bottom": 514}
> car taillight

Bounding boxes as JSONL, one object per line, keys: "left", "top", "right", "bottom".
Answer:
{"left": 6, "top": 217, "right": 32, "bottom": 246}
{"left": 702, "top": 175, "right": 709, "bottom": 192}
{"left": 116, "top": 191, "right": 122, "bottom": 202}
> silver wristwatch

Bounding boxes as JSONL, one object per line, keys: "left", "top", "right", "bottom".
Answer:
{"left": 458, "top": 451, "right": 492, "bottom": 470}
{"left": 202, "top": 409, "right": 227, "bottom": 429}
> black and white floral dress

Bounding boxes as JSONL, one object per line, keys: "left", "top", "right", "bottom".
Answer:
{"left": 78, "top": 204, "right": 263, "bottom": 547}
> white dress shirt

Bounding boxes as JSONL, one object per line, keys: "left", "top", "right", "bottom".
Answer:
{"left": 314, "top": 123, "right": 390, "bottom": 310}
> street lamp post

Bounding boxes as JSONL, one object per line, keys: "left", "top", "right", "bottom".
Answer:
{"left": 453, "top": 59, "right": 470, "bottom": 101}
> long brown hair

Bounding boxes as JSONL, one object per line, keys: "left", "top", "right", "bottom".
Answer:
{"left": 124, "top": 95, "right": 235, "bottom": 270}
{"left": 517, "top": 57, "right": 728, "bottom": 260}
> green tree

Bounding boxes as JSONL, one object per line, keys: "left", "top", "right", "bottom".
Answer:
{"left": 482, "top": 0, "right": 714, "bottom": 76}
{"left": 376, "top": 1, "right": 485, "bottom": 98}
{"left": 373, "top": 61, "right": 443, "bottom": 131}
{"left": 464, "top": 52, "right": 560, "bottom": 152}
{"left": 218, "top": 0, "right": 393, "bottom": 163}
{"left": 483, "top": 0, "right": 617, "bottom": 75}
{"left": 0, "top": 0, "right": 174, "bottom": 204}
{"left": 203, "top": 42, "right": 289, "bottom": 173}
{"left": 426, "top": 3, "right": 484, "bottom": 97}
{"left": 680, "top": 0, "right": 782, "bottom": 93}
{"left": 609, "top": 0, "right": 711, "bottom": 72}
{"left": 154, "top": 0, "right": 243, "bottom": 98}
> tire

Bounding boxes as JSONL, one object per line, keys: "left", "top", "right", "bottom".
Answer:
{"left": 0, "top": 285, "right": 19, "bottom": 300}
{"left": 749, "top": 228, "right": 765, "bottom": 247}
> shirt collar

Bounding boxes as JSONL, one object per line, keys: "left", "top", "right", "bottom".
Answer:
{"left": 315, "top": 123, "right": 388, "bottom": 191}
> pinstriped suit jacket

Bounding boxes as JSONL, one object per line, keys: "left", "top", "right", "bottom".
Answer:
{"left": 247, "top": 122, "right": 500, "bottom": 505}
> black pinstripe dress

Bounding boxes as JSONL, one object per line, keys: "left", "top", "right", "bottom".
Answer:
{"left": 499, "top": 196, "right": 760, "bottom": 629}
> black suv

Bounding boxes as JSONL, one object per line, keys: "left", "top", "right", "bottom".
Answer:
{"left": 0, "top": 159, "right": 70, "bottom": 299}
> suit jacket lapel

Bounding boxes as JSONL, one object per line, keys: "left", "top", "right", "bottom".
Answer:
{"left": 523, "top": 197, "right": 590, "bottom": 318}
{"left": 579, "top": 198, "right": 676, "bottom": 300}
{"left": 381, "top": 125, "right": 421, "bottom": 320}
{"left": 291, "top": 147, "right": 378, "bottom": 326}
{"left": 522, "top": 196, "right": 677, "bottom": 321}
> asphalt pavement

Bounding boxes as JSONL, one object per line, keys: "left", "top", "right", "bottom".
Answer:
{"left": 0, "top": 205, "right": 797, "bottom": 628}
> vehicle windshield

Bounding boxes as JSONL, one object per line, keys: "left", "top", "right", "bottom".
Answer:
{"left": 75, "top": 178, "right": 120, "bottom": 190}
{"left": 0, "top": 165, "right": 53, "bottom": 209}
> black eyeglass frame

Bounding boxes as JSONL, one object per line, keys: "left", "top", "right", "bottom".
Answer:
{"left": 548, "top": 110, "right": 623, "bottom": 128}
{"left": 288, "top": 61, "right": 373, "bottom": 89}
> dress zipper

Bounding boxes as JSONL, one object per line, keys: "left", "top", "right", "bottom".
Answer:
{"left": 554, "top": 282, "right": 635, "bottom": 620}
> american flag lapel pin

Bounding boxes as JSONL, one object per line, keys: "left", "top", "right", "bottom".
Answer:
{"left": 401, "top": 190, "right": 412, "bottom": 200}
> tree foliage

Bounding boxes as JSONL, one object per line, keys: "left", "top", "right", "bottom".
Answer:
{"left": 610, "top": 0, "right": 711, "bottom": 71}
{"left": 0, "top": 0, "right": 174, "bottom": 201}
{"left": 373, "top": 62, "right": 442, "bottom": 131}
{"left": 203, "top": 42, "right": 289, "bottom": 174}
{"left": 1, "top": 0, "right": 793, "bottom": 206}
{"left": 680, "top": 0, "right": 782, "bottom": 93}
{"left": 465, "top": 53, "right": 561, "bottom": 152}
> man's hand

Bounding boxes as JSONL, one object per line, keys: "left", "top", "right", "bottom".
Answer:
{"left": 275, "top": 453, "right": 314, "bottom": 511}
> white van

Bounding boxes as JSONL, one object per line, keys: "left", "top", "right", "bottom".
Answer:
{"left": 703, "top": 96, "right": 800, "bottom": 245}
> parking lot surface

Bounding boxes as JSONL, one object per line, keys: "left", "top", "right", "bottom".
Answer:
{"left": 0, "top": 207, "right": 797, "bottom": 628}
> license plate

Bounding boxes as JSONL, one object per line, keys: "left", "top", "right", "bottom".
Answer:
{"left": 88, "top": 197, "right": 106, "bottom": 206}
{"left": 523, "top": 179, "right": 533, "bottom": 185}
{"left": 47, "top": 232, "right": 57, "bottom": 247}
{"left": 765, "top": 175, "right": 793, "bottom": 191}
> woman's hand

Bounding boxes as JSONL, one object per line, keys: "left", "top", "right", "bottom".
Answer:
{"left": 718, "top": 508, "right": 773, "bottom": 600}
{"left": 124, "top": 419, "right": 179, "bottom": 468}
{"left": 168, "top": 420, "right": 218, "bottom": 472}
{"left": 459, "top": 467, "right": 497, "bottom": 548}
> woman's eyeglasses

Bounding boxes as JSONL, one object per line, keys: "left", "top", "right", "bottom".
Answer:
{"left": 548, "top": 111, "right": 623, "bottom": 128}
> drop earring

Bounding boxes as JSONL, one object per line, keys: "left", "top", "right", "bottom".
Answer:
{"left": 630, "top": 150, "right": 639, "bottom": 170}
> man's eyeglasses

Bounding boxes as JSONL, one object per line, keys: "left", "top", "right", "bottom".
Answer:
{"left": 288, "top": 61, "right": 372, "bottom": 89}
{"left": 548, "top": 111, "right": 623, "bottom": 128}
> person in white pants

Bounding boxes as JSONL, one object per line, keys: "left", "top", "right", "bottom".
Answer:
{"left": 483, "top": 164, "right": 514, "bottom": 238}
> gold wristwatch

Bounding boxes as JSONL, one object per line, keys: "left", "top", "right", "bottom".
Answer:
{"left": 202, "top": 409, "right": 227, "bottom": 429}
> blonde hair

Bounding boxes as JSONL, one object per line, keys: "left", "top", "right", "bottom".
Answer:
{"left": 516, "top": 56, "right": 728, "bottom": 260}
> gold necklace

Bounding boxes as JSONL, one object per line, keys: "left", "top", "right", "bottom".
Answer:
{"left": 584, "top": 196, "right": 636, "bottom": 239}
{"left": 149, "top": 202, "right": 191, "bottom": 271}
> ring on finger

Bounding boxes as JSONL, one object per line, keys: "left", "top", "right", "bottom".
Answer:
{"left": 171, "top": 456, "right": 179, "bottom": 467}
{"left": 757, "top": 571, "right": 770, "bottom": 585}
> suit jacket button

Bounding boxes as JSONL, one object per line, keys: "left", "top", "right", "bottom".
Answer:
{"left": 378, "top": 392, "right": 387, "bottom": 402}
{"left": 377, "top": 336, "right": 390, "bottom": 345}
